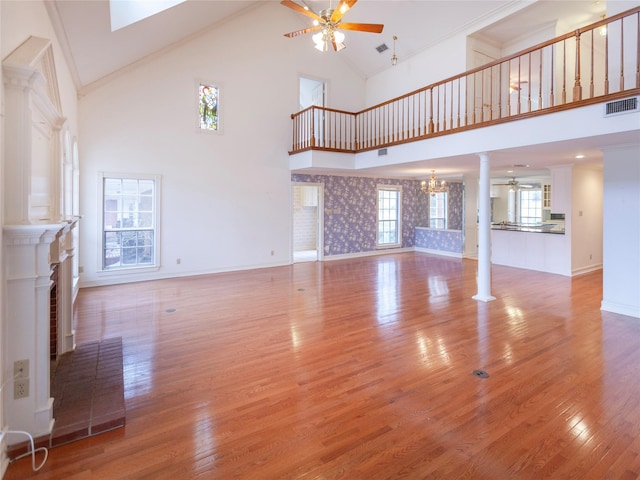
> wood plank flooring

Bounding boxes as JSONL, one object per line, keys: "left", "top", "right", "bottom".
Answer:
{"left": 6, "top": 252, "right": 640, "bottom": 479}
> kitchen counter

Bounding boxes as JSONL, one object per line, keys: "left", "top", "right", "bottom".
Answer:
{"left": 491, "top": 226, "right": 570, "bottom": 275}
{"left": 491, "top": 222, "right": 565, "bottom": 234}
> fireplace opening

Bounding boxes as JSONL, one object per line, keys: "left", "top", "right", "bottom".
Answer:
{"left": 50, "top": 264, "right": 59, "bottom": 361}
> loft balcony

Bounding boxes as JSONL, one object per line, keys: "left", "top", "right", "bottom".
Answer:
{"left": 287, "top": 7, "right": 640, "bottom": 165}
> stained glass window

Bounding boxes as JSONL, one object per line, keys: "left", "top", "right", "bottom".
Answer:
{"left": 199, "top": 83, "right": 219, "bottom": 131}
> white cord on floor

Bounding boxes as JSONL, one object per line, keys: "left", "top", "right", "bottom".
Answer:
{"left": 6, "top": 430, "right": 48, "bottom": 472}
{"left": 0, "top": 369, "right": 49, "bottom": 471}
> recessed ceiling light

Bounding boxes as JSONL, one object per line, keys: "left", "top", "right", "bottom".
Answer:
{"left": 576, "top": 154, "right": 585, "bottom": 159}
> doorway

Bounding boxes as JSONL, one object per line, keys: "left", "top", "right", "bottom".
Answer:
{"left": 299, "top": 76, "right": 326, "bottom": 147}
{"left": 292, "top": 183, "right": 323, "bottom": 262}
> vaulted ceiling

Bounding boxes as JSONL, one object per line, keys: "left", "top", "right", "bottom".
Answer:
{"left": 43, "top": 0, "right": 629, "bottom": 181}
{"left": 46, "top": 0, "right": 606, "bottom": 90}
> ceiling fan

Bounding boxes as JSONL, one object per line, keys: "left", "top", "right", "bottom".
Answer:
{"left": 494, "top": 177, "right": 534, "bottom": 189}
{"left": 509, "top": 80, "right": 528, "bottom": 92}
{"left": 281, "top": 0, "right": 384, "bottom": 52}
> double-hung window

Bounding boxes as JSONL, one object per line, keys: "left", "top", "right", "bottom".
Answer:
{"left": 429, "top": 191, "right": 448, "bottom": 229}
{"left": 101, "top": 174, "right": 161, "bottom": 271}
{"left": 519, "top": 189, "right": 542, "bottom": 224}
{"left": 377, "top": 185, "right": 402, "bottom": 248}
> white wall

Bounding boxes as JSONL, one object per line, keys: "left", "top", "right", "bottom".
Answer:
{"left": 78, "top": 2, "right": 366, "bottom": 286}
{"left": 571, "top": 164, "right": 603, "bottom": 274}
{"left": 602, "top": 144, "right": 640, "bottom": 318}
{"left": 366, "top": 35, "right": 469, "bottom": 107}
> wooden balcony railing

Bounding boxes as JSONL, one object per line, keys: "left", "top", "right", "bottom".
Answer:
{"left": 290, "top": 6, "right": 640, "bottom": 154}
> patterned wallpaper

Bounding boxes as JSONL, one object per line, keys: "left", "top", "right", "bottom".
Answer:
{"left": 292, "top": 174, "right": 463, "bottom": 257}
{"left": 444, "top": 182, "right": 464, "bottom": 230}
{"left": 415, "top": 228, "right": 463, "bottom": 253}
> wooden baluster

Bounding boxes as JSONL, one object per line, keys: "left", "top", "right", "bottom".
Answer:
{"left": 527, "top": 53, "right": 532, "bottom": 112}
{"left": 463, "top": 76, "right": 469, "bottom": 127}
{"left": 310, "top": 107, "right": 315, "bottom": 148}
{"left": 550, "top": 44, "right": 555, "bottom": 107}
{"left": 562, "top": 40, "right": 567, "bottom": 104}
{"left": 472, "top": 73, "right": 477, "bottom": 124}
{"left": 450, "top": 80, "right": 454, "bottom": 127}
{"left": 457, "top": 78, "right": 462, "bottom": 127}
{"left": 412, "top": 95, "right": 416, "bottom": 138}
{"left": 538, "top": 49, "right": 543, "bottom": 108}
{"left": 590, "top": 30, "right": 595, "bottom": 98}
{"left": 620, "top": 18, "right": 625, "bottom": 90}
{"left": 517, "top": 56, "right": 522, "bottom": 114}
{"left": 573, "top": 30, "right": 582, "bottom": 101}
{"left": 637, "top": 12, "right": 640, "bottom": 88}
{"left": 604, "top": 19, "right": 610, "bottom": 94}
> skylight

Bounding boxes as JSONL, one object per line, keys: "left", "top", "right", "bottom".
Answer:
{"left": 110, "top": 0, "right": 186, "bottom": 32}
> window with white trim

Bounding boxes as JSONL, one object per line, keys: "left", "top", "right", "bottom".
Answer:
{"left": 519, "top": 189, "right": 542, "bottom": 224}
{"left": 429, "top": 191, "right": 448, "bottom": 229}
{"left": 100, "top": 174, "right": 160, "bottom": 271}
{"left": 377, "top": 185, "right": 402, "bottom": 247}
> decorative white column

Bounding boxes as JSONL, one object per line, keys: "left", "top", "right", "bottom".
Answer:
{"left": 473, "top": 152, "right": 496, "bottom": 302}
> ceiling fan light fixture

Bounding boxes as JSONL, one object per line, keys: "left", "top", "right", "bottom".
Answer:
{"left": 599, "top": 14, "right": 607, "bottom": 36}
{"left": 333, "top": 30, "right": 345, "bottom": 43}
{"left": 391, "top": 35, "right": 398, "bottom": 66}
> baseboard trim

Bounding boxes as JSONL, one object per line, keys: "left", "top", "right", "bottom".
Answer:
{"left": 571, "top": 264, "right": 603, "bottom": 276}
{"left": 414, "top": 247, "right": 463, "bottom": 258}
{"left": 322, "top": 247, "right": 414, "bottom": 262}
{"left": 601, "top": 300, "right": 640, "bottom": 319}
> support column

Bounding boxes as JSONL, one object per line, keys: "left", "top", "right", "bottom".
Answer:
{"left": 473, "top": 152, "right": 496, "bottom": 302}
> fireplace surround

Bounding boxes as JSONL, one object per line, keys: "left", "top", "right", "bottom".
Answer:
{"left": 3, "top": 36, "right": 80, "bottom": 443}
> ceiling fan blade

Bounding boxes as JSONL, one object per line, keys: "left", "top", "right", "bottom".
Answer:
{"left": 284, "top": 25, "right": 323, "bottom": 38}
{"left": 280, "top": 0, "right": 323, "bottom": 23}
{"left": 330, "top": 0, "right": 358, "bottom": 23}
{"left": 338, "top": 22, "right": 384, "bottom": 33}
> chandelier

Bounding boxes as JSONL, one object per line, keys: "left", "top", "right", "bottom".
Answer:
{"left": 421, "top": 170, "right": 446, "bottom": 196}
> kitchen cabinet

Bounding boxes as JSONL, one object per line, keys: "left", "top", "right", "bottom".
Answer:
{"left": 543, "top": 184, "right": 551, "bottom": 209}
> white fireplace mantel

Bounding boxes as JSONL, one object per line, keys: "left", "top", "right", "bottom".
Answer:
{"left": 3, "top": 219, "right": 79, "bottom": 437}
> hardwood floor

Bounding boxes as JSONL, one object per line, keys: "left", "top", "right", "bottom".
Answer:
{"left": 6, "top": 253, "right": 640, "bottom": 479}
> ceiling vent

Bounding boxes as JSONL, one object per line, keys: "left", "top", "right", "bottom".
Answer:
{"left": 604, "top": 96, "right": 639, "bottom": 116}
{"left": 376, "top": 43, "right": 388, "bottom": 53}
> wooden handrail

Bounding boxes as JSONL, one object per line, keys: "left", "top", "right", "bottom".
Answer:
{"left": 289, "top": 6, "right": 640, "bottom": 155}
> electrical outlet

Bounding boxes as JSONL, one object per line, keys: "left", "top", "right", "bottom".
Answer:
{"left": 14, "top": 359, "right": 28, "bottom": 379}
{"left": 14, "top": 379, "right": 29, "bottom": 399}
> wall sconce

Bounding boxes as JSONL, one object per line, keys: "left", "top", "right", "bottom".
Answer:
{"left": 391, "top": 35, "right": 397, "bottom": 66}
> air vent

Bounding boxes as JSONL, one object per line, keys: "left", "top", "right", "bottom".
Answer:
{"left": 378, "top": 148, "right": 388, "bottom": 156}
{"left": 376, "top": 43, "right": 388, "bottom": 53}
{"left": 604, "top": 97, "right": 639, "bottom": 116}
